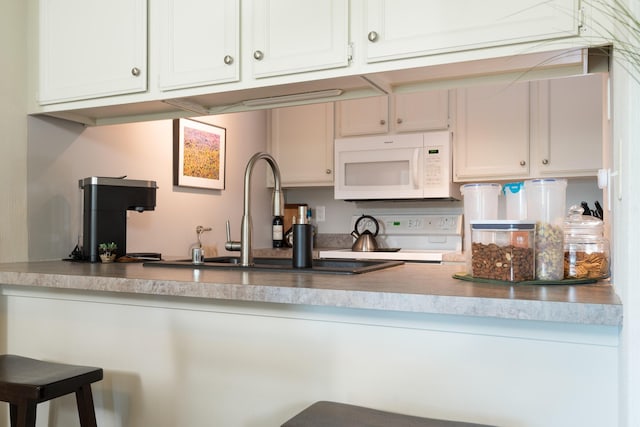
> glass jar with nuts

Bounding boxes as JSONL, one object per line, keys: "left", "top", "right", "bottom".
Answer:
{"left": 563, "top": 205, "right": 610, "bottom": 279}
{"left": 471, "top": 220, "right": 536, "bottom": 282}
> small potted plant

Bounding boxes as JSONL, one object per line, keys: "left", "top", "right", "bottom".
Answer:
{"left": 98, "top": 242, "right": 118, "bottom": 263}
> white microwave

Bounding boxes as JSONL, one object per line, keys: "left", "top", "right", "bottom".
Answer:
{"left": 334, "top": 131, "right": 460, "bottom": 200}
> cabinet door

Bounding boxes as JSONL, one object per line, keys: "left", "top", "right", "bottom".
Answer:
{"left": 533, "top": 74, "right": 605, "bottom": 177}
{"left": 392, "top": 90, "right": 449, "bottom": 132}
{"left": 38, "top": 0, "right": 147, "bottom": 104}
{"left": 269, "top": 103, "right": 335, "bottom": 187}
{"left": 251, "top": 0, "right": 349, "bottom": 78}
{"left": 365, "top": 0, "right": 579, "bottom": 63}
{"left": 159, "top": 0, "right": 239, "bottom": 91}
{"left": 454, "top": 82, "right": 530, "bottom": 181}
{"left": 335, "top": 96, "right": 389, "bottom": 136}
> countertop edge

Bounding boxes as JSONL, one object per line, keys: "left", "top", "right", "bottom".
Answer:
{"left": 0, "top": 263, "right": 622, "bottom": 327}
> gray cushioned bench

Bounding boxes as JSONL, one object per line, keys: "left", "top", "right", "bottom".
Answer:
{"left": 281, "top": 401, "right": 496, "bottom": 427}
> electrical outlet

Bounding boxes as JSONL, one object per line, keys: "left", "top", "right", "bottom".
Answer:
{"left": 316, "top": 206, "right": 326, "bottom": 222}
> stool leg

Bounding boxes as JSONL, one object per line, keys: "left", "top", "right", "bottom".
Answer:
{"left": 9, "top": 401, "right": 37, "bottom": 427}
{"left": 75, "top": 384, "right": 98, "bottom": 427}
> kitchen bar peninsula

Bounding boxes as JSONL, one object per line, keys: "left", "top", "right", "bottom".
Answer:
{"left": 0, "top": 261, "right": 621, "bottom": 427}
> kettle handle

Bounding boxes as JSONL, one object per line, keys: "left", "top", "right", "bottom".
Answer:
{"left": 354, "top": 215, "right": 379, "bottom": 237}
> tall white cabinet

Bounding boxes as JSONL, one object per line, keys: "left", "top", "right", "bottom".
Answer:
{"left": 38, "top": 0, "right": 147, "bottom": 104}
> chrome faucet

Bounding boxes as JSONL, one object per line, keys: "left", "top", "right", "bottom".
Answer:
{"left": 225, "top": 152, "right": 284, "bottom": 266}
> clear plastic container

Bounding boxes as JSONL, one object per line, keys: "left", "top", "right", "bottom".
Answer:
{"left": 563, "top": 206, "right": 610, "bottom": 279}
{"left": 470, "top": 220, "right": 535, "bottom": 282}
{"left": 503, "top": 181, "right": 527, "bottom": 220}
{"left": 461, "top": 183, "right": 501, "bottom": 274}
{"left": 524, "top": 178, "right": 567, "bottom": 280}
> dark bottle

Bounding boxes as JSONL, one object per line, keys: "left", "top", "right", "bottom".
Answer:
{"left": 272, "top": 215, "right": 284, "bottom": 248}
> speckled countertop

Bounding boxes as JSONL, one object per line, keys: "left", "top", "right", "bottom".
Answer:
{"left": 0, "top": 259, "right": 621, "bottom": 326}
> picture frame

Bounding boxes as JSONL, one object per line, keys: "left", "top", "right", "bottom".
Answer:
{"left": 173, "top": 118, "right": 226, "bottom": 190}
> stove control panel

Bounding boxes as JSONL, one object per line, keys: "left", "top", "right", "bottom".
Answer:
{"left": 371, "top": 214, "right": 462, "bottom": 236}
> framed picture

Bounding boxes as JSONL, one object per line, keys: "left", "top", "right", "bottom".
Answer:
{"left": 173, "top": 118, "right": 226, "bottom": 190}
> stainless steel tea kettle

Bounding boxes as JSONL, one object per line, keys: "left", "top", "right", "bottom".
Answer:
{"left": 351, "top": 215, "right": 380, "bottom": 252}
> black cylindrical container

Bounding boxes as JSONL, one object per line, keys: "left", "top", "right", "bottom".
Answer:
{"left": 292, "top": 224, "right": 313, "bottom": 268}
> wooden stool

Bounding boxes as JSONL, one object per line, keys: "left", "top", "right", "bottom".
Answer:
{"left": 281, "top": 401, "right": 496, "bottom": 427}
{"left": 0, "top": 354, "right": 103, "bottom": 427}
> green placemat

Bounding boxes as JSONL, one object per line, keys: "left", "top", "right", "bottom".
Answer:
{"left": 452, "top": 272, "right": 600, "bottom": 286}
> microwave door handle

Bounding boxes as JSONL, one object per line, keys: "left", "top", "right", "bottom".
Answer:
{"left": 412, "top": 148, "right": 420, "bottom": 189}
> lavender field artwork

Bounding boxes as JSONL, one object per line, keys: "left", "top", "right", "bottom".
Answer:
{"left": 174, "top": 118, "right": 226, "bottom": 189}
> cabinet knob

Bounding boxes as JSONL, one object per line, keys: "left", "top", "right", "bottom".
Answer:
{"left": 542, "top": 158, "right": 549, "bottom": 165}
{"left": 223, "top": 55, "right": 234, "bottom": 65}
{"left": 396, "top": 118, "right": 403, "bottom": 124}
{"left": 368, "top": 31, "right": 379, "bottom": 42}
{"left": 131, "top": 67, "right": 141, "bottom": 77}
{"left": 326, "top": 169, "right": 332, "bottom": 175}
{"left": 253, "top": 50, "right": 264, "bottom": 60}
{"left": 380, "top": 119, "right": 386, "bottom": 125}
{"left": 520, "top": 160, "right": 526, "bottom": 166}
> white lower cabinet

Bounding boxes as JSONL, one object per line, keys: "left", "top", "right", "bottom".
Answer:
{"left": 335, "top": 90, "right": 449, "bottom": 137}
{"left": 454, "top": 74, "right": 605, "bottom": 182}
{"left": 268, "top": 103, "right": 334, "bottom": 187}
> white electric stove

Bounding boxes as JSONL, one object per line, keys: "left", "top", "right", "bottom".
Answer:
{"left": 319, "top": 213, "right": 463, "bottom": 263}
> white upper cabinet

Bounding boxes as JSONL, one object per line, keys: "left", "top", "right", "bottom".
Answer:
{"left": 336, "top": 90, "right": 449, "bottom": 137}
{"left": 335, "top": 96, "right": 389, "bottom": 136}
{"left": 251, "top": 0, "right": 349, "bottom": 78}
{"left": 159, "top": 0, "right": 239, "bottom": 91}
{"left": 454, "top": 82, "right": 531, "bottom": 180}
{"left": 364, "top": 0, "right": 579, "bottom": 63}
{"left": 392, "top": 90, "right": 449, "bottom": 132}
{"left": 532, "top": 73, "right": 605, "bottom": 177}
{"left": 454, "top": 74, "right": 605, "bottom": 182}
{"left": 38, "top": 0, "right": 147, "bottom": 104}
{"left": 269, "top": 103, "right": 335, "bottom": 187}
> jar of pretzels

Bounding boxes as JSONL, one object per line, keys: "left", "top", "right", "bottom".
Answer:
{"left": 563, "top": 206, "right": 610, "bottom": 280}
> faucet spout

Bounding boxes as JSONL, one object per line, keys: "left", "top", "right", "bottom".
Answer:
{"left": 230, "top": 152, "right": 284, "bottom": 267}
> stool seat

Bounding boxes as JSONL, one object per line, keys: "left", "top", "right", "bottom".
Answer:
{"left": 282, "top": 401, "right": 496, "bottom": 427}
{"left": 0, "top": 354, "right": 103, "bottom": 427}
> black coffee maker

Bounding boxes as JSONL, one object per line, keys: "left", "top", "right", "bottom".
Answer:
{"left": 79, "top": 177, "right": 157, "bottom": 262}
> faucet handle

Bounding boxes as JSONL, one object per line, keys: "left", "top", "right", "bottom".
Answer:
{"left": 225, "top": 220, "right": 241, "bottom": 251}
{"left": 196, "top": 225, "right": 212, "bottom": 247}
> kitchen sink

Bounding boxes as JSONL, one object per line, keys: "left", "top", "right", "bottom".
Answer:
{"left": 143, "top": 256, "right": 404, "bottom": 274}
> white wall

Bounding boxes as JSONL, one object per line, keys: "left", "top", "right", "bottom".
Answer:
{"left": 286, "top": 179, "right": 602, "bottom": 234}
{"left": 612, "top": 0, "right": 640, "bottom": 423}
{"left": 0, "top": 0, "right": 28, "bottom": 262}
{"left": 26, "top": 112, "right": 272, "bottom": 260}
